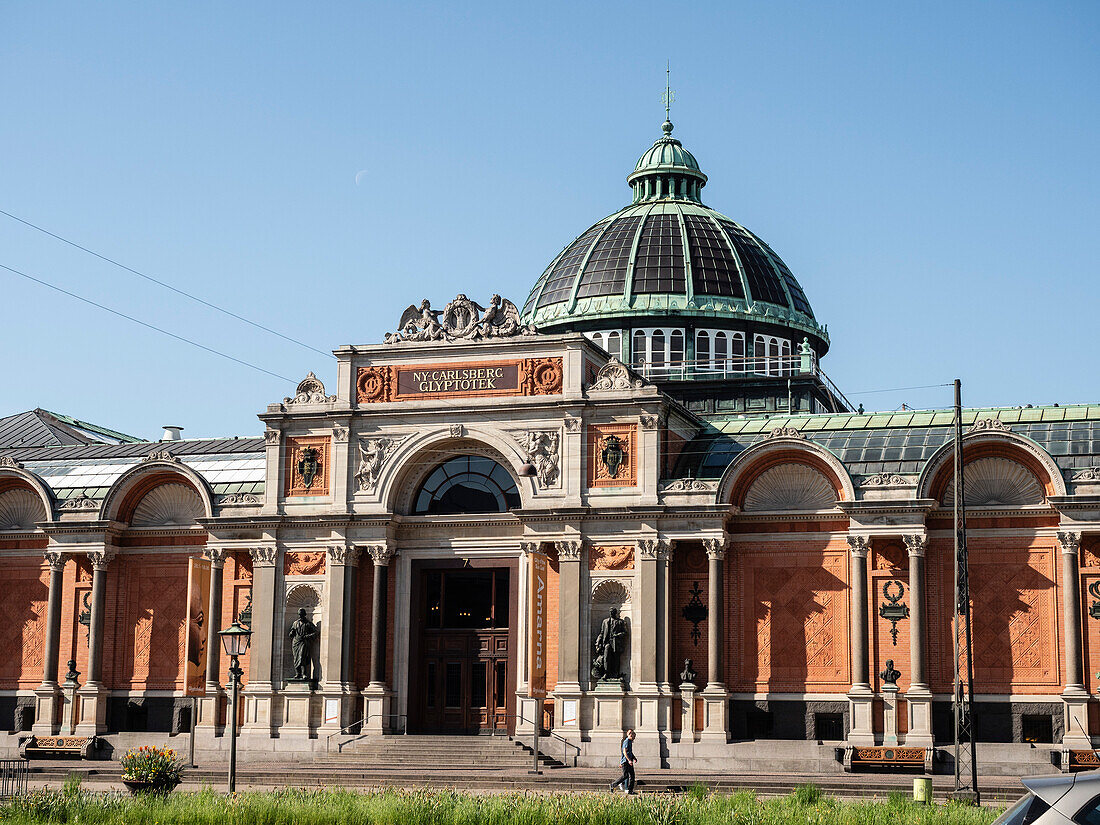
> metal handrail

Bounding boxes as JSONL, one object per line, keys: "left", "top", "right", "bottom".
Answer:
{"left": 326, "top": 713, "right": 407, "bottom": 752}
{"left": 491, "top": 712, "right": 580, "bottom": 767}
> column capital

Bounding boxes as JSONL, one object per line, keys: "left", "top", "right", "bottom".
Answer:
{"left": 846, "top": 535, "right": 870, "bottom": 558}
{"left": 43, "top": 550, "right": 65, "bottom": 572}
{"left": 88, "top": 548, "right": 116, "bottom": 571}
{"left": 1058, "top": 531, "right": 1082, "bottom": 555}
{"left": 703, "top": 537, "right": 727, "bottom": 560}
{"left": 902, "top": 535, "right": 926, "bottom": 558}
{"left": 204, "top": 547, "right": 229, "bottom": 567}
{"left": 264, "top": 428, "right": 281, "bottom": 446}
{"left": 637, "top": 538, "right": 672, "bottom": 561}
{"left": 519, "top": 541, "right": 545, "bottom": 557}
{"left": 555, "top": 540, "right": 585, "bottom": 561}
{"left": 364, "top": 544, "right": 396, "bottom": 567}
{"left": 249, "top": 546, "right": 278, "bottom": 567}
{"left": 327, "top": 544, "right": 360, "bottom": 566}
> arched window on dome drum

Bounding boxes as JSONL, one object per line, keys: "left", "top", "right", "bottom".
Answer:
{"left": 632, "top": 330, "right": 646, "bottom": 370}
{"left": 768, "top": 339, "right": 780, "bottom": 376}
{"left": 670, "top": 330, "right": 684, "bottom": 378}
{"left": 696, "top": 331, "right": 710, "bottom": 371}
{"left": 413, "top": 456, "right": 520, "bottom": 515}
{"left": 651, "top": 330, "right": 666, "bottom": 376}
{"left": 731, "top": 332, "right": 745, "bottom": 371}
{"left": 714, "top": 332, "right": 729, "bottom": 373}
{"left": 606, "top": 331, "right": 621, "bottom": 360}
{"left": 587, "top": 331, "right": 604, "bottom": 351}
{"left": 781, "top": 340, "right": 792, "bottom": 376}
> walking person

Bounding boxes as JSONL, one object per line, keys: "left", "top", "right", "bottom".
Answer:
{"left": 609, "top": 729, "right": 637, "bottom": 794}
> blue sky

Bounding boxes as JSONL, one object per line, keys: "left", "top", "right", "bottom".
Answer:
{"left": 1, "top": 1, "right": 1096, "bottom": 439}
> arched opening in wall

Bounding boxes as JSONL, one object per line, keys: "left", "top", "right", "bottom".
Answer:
{"left": 741, "top": 463, "right": 838, "bottom": 512}
{"left": 412, "top": 456, "right": 520, "bottom": 515}
{"left": 939, "top": 456, "right": 1045, "bottom": 507}
{"left": 0, "top": 483, "right": 47, "bottom": 530}
{"left": 115, "top": 472, "right": 206, "bottom": 526}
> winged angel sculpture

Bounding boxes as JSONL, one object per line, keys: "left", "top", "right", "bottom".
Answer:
{"left": 384, "top": 294, "right": 534, "bottom": 344}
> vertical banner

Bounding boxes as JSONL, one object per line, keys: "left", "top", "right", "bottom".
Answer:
{"left": 184, "top": 556, "right": 212, "bottom": 697}
{"left": 528, "top": 552, "right": 548, "bottom": 699}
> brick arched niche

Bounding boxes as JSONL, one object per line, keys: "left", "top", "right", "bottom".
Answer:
{"left": 919, "top": 434, "right": 1063, "bottom": 506}
{"left": 718, "top": 438, "right": 852, "bottom": 511}
{"left": 283, "top": 583, "right": 322, "bottom": 684}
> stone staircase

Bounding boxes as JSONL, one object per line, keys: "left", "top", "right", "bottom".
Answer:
{"left": 317, "top": 734, "right": 562, "bottom": 771}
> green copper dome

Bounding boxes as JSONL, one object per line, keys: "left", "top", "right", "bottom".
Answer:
{"left": 521, "top": 121, "right": 828, "bottom": 354}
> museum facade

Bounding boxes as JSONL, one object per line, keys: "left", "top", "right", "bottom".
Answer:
{"left": 1, "top": 118, "right": 1099, "bottom": 769}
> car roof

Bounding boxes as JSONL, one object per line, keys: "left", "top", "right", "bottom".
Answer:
{"left": 1022, "top": 771, "right": 1100, "bottom": 805}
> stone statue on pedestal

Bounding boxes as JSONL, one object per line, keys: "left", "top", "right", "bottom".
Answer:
{"left": 288, "top": 607, "right": 319, "bottom": 684}
{"left": 679, "top": 658, "right": 697, "bottom": 687}
{"left": 880, "top": 659, "right": 901, "bottom": 688}
{"left": 591, "top": 608, "right": 628, "bottom": 682}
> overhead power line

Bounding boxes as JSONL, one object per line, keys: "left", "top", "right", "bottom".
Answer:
{"left": 847, "top": 382, "right": 954, "bottom": 396}
{"left": 0, "top": 208, "right": 334, "bottom": 359}
{"left": 0, "top": 261, "right": 296, "bottom": 383}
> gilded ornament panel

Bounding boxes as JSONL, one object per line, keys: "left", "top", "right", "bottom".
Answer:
{"left": 284, "top": 436, "right": 330, "bottom": 498}
{"left": 586, "top": 423, "right": 638, "bottom": 488}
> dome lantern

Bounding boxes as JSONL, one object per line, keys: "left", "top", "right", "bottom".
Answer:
{"left": 626, "top": 120, "right": 708, "bottom": 204}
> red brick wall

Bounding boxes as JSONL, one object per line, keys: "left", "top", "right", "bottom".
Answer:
{"left": 0, "top": 557, "right": 49, "bottom": 689}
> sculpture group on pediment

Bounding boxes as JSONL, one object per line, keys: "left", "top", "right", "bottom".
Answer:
{"left": 384, "top": 294, "right": 535, "bottom": 344}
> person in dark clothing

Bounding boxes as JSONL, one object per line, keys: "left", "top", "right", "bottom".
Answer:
{"left": 609, "top": 729, "right": 637, "bottom": 793}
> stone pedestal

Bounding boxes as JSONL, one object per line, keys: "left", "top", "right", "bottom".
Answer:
{"left": 1063, "top": 687, "right": 1092, "bottom": 749}
{"left": 32, "top": 685, "right": 60, "bottom": 736}
{"left": 197, "top": 688, "right": 225, "bottom": 732}
{"left": 362, "top": 685, "right": 393, "bottom": 734}
{"left": 241, "top": 684, "right": 275, "bottom": 736}
{"left": 592, "top": 682, "right": 625, "bottom": 732}
{"left": 904, "top": 687, "right": 934, "bottom": 747}
{"left": 881, "top": 685, "right": 899, "bottom": 746}
{"left": 282, "top": 682, "right": 319, "bottom": 737}
{"left": 679, "top": 683, "right": 697, "bottom": 743}
{"left": 700, "top": 686, "right": 727, "bottom": 742}
{"left": 847, "top": 687, "right": 875, "bottom": 746}
{"left": 320, "top": 686, "right": 357, "bottom": 732}
{"left": 74, "top": 684, "right": 107, "bottom": 736}
{"left": 58, "top": 677, "right": 80, "bottom": 736}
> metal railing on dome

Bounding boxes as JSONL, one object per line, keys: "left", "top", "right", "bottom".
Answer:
{"left": 629, "top": 354, "right": 854, "bottom": 412}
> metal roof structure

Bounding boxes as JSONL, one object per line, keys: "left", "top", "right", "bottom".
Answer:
{"left": 0, "top": 409, "right": 144, "bottom": 449}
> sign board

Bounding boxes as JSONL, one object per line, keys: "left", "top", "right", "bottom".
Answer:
{"left": 184, "top": 557, "right": 212, "bottom": 697}
{"left": 528, "top": 552, "right": 548, "bottom": 700}
{"left": 395, "top": 363, "right": 521, "bottom": 399}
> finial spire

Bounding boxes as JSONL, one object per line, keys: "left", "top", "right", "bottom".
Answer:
{"left": 662, "top": 62, "right": 674, "bottom": 136}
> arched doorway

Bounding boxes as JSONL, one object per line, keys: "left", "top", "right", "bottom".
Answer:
{"left": 407, "top": 456, "right": 519, "bottom": 734}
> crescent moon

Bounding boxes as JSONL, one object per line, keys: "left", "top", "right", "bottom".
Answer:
{"left": 355, "top": 169, "right": 368, "bottom": 186}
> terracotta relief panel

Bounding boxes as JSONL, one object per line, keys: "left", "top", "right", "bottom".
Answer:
{"left": 356, "top": 357, "right": 563, "bottom": 404}
{"left": 586, "top": 423, "right": 638, "bottom": 489}
{"left": 284, "top": 551, "right": 326, "bottom": 576}
{"left": 0, "top": 563, "right": 49, "bottom": 689}
{"left": 590, "top": 545, "right": 634, "bottom": 571}
{"left": 284, "top": 436, "right": 330, "bottom": 498}
{"left": 737, "top": 548, "right": 849, "bottom": 692}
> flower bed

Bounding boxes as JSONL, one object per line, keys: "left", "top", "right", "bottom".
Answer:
{"left": 119, "top": 745, "right": 183, "bottom": 794}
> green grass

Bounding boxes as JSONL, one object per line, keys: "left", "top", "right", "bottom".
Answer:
{"left": 0, "top": 786, "right": 1003, "bottom": 825}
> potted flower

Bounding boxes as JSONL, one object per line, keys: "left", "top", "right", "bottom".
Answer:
{"left": 120, "top": 745, "right": 183, "bottom": 795}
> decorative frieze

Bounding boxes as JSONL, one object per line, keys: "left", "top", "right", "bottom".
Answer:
{"left": 217, "top": 493, "right": 261, "bottom": 506}
{"left": 967, "top": 418, "right": 1011, "bottom": 433}
{"left": 590, "top": 544, "right": 634, "bottom": 571}
{"left": 142, "top": 450, "right": 179, "bottom": 463}
{"left": 354, "top": 435, "right": 406, "bottom": 493}
{"left": 59, "top": 497, "right": 99, "bottom": 511}
{"left": 284, "top": 551, "right": 326, "bottom": 576}
{"left": 1072, "top": 468, "right": 1100, "bottom": 483}
{"left": 861, "top": 473, "right": 909, "bottom": 487}
{"left": 660, "top": 477, "right": 717, "bottom": 493}
{"left": 764, "top": 427, "right": 803, "bottom": 440}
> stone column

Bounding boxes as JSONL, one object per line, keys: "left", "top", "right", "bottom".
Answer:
{"left": 362, "top": 544, "right": 395, "bottom": 733}
{"left": 555, "top": 541, "right": 584, "bottom": 691}
{"left": 340, "top": 547, "right": 360, "bottom": 689}
{"left": 198, "top": 548, "right": 227, "bottom": 731}
{"left": 261, "top": 428, "right": 282, "bottom": 516}
{"left": 241, "top": 546, "right": 278, "bottom": 736}
{"left": 846, "top": 535, "right": 874, "bottom": 745}
{"left": 1059, "top": 531, "right": 1090, "bottom": 748}
{"left": 330, "top": 425, "right": 351, "bottom": 514}
{"left": 33, "top": 550, "right": 66, "bottom": 735}
{"left": 76, "top": 548, "right": 114, "bottom": 735}
{"left": 515, "top": 542, "right": 537, "bottom": 737}
{"left": 701, "top": 537, "right": 728, "bottom": 741}
{"left": 321, "top": 544, "right": 357, "bottom": 730}
{"left": 902, "top": 535, "right": 933, "bottom": 746}
{"left": 635, "top": 539, "right": 671, "bottom": 759}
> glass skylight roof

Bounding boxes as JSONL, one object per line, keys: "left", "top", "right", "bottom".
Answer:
{"left": 25, "top": 451, "right": 265, "bottom": 489}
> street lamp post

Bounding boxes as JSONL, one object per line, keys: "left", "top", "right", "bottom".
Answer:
{"left": 218, "top": 620, "right": 252, "bottom": 793}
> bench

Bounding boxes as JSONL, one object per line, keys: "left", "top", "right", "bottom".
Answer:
{"left": 1063, "top": 749, "right": 1100, "bottom": 773}
{"left": 20, "top": 735, "right": 96, "bottom": 759}
{"left": 842, "top": 745, "right": 931, "bottom": 773}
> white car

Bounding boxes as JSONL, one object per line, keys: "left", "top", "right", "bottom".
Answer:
{"left": 994, "top": 772, "right": 1100, "bottom": 825}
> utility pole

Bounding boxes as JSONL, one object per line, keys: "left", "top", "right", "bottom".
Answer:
{"left": 950, "top": 378, "right": 979, "bottom": 804}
